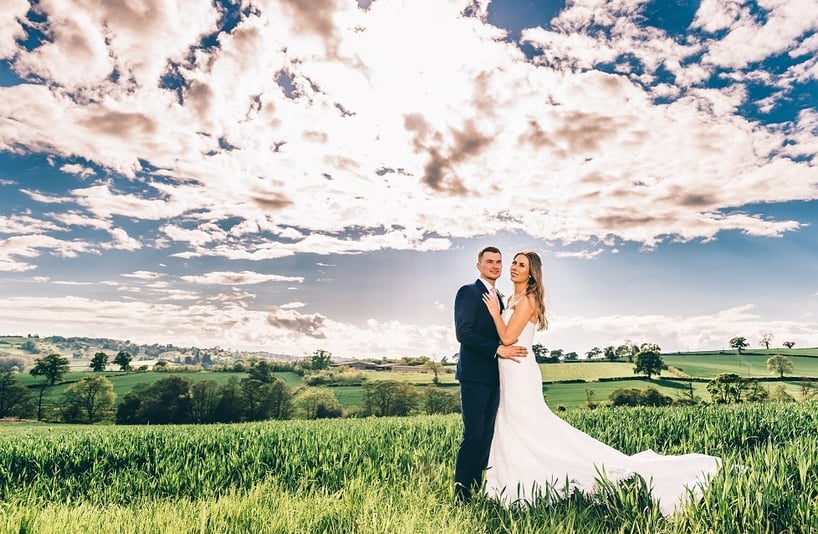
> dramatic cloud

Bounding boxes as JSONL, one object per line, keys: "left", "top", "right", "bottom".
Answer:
{"left": 0, "top": 0, "right": 816, "bottom": 356}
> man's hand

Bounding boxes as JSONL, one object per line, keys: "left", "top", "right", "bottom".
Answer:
{"left": 497, "top": 344, "right": 527, "bottom": 363}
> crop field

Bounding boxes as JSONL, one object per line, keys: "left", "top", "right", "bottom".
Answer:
{"left": 1, "top": 403, "right": 817, "bottom": 533}
{"left": 662, "top": 353, "right": 818, "bottom": 379}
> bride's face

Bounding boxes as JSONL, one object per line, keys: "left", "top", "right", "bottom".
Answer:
{"left": 509, "top": 254, "right": 529, "bottom": 283}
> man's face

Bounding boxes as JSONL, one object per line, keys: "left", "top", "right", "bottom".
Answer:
{"left": 477, "top": 252, "right": 502, "bottom": 282}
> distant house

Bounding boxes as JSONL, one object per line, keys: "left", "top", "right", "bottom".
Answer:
{"left": 333, "top": 361, "right": 392, "bottom": 371}
{"left": 389, "top": 365, "right": 427, "bottom": 374}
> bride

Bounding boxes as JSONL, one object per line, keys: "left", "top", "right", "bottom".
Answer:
{"left": 481, "top": 250, "right": 721, "bottom": 516}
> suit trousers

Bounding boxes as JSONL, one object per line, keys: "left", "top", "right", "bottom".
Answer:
{"left": 454, "top": 380, "right": 500, "bottom": 501}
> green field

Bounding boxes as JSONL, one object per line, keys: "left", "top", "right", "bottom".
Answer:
{"left": 12, "top": 348, "right": 818, "bottom": 413}
{"left": 662, "top": 352, "right": 818, "bottom": 378}
{"left": 1, "top": 404, "right": 817, "bottom": 533}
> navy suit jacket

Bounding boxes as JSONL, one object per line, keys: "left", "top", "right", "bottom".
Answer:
{"left": 454, "top": 280, "right": 504, "bottom": 384}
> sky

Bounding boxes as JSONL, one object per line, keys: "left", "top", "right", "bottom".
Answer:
{"left": 1, "top": 0, "right": 817, "bottom": 360}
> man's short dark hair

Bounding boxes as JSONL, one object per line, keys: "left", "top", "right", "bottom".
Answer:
{"left": 478, "top": 246, "right": 501, "bottom": 261}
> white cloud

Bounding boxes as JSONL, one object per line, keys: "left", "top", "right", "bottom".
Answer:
{"left": 0, "top": 0, "right": 813, "bottom": 264}
{"left": 181, "top": 271, "right": 304, "bottom": 285}
{"left": 122, "top": 271, "right": 163, "bottom": 280}
{"left": 542, "top": 304, "right": 818, "bottom": 354}
{"left": 0, "top": 234, "right": 93, "bottom": 271}
{"left": 0, "top": 0, "right": 28, "bottom": 59}
{"left": 59, "top": 163, "right": 95, "bottom": 177}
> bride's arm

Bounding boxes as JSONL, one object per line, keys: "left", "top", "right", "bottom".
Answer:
{"left": 482, "top": 294, "right": 534, "bottom": 346}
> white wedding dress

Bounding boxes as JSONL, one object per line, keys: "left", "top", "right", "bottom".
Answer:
{"left": 485, "top": 308, "right": 721, "bottom": 516}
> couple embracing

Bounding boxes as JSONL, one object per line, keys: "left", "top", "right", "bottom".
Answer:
{"left": 453, "top": 247, "right": 720, "bottom": 516}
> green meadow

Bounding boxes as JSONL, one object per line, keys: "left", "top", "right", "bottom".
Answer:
{"left": 11, "top": 349, "right": 818, "bottom": 411}
{"left": 2, "top": 404, "right": 817, "bottom": 533}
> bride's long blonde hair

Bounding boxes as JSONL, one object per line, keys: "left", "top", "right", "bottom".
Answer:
{"left": 516, "top": 250, "right": 548, "bottom": 331}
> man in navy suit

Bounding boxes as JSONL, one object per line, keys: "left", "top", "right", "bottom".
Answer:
{"left": 453, "top": 246, "right": 527, "bottom": 503}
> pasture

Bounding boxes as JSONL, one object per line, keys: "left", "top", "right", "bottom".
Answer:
{"left": 12, "top": 348, "right": 818, "bottom": 412}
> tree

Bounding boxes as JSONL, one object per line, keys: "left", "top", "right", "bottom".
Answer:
{"left": 770, "top": 383, "right": 794, "bottom": 402}
{"left": 759, "top": 333, "right": 774, "bottom": 350}
{"left": 706, "top": 373, "right": 745, "bottom": 404}
{"left": 62, "top": 376, "right": 116, "bottom": 423}
{"left": 116, "top": 376, "right": 192, "bottom": 424}
{"left": 609, "top": 388, "right": 642, "bottom": 407}
{"left": 743, "top": 381, "right": 769, "bottom": 403}
{"left": 633, "top": 350, "right": 666, "bottom": 379}
{"left": 616, "top": 343, "right": 635, "bottom": 362}
{"left": 729, "top": 336, "right": 749, "bottom": 355}
{"left": 113, "top": 351, "right": 133, "bottom": 372}
{"left": 585, "top": 347, "right": 602, "bottom": 360}
{"left": 0, "top": 370, "right": 34, "bottom": 419}
{"left": 190, "top": 380, "right": 221, "bottom": 423}
{"left": 531, "top": 344, "right": 549, "bottom": 363}
{"left": 420, "top": 385, "right": 460, "bottom": 414}
{"left": 248, "top": 360, "right": 276, "bottom": 383}
{"left": 783, "top": 341, "right": 796, "bottom": 349}
{"left": 294, "top": 387, "right": 343, "bottom": 419}
{"left": 603, "top": 346, "right": 618, "bottom": 361}
{"left": 766, "top": 354, "right": 793, "bottom": 378}
{"left": 564, "top": 351, "right": 579, "bottom": 361}
{"left": 90, "top": 352, "right": 108, "bottom": 372}
{"left": 29, "top": 353, "right": 70, "bottom": 386}
{"left": 422, "top": 360, "right": 444, "bottom": 385}
{"left": 549, "top": 348, "right": 564, "bottom": 361}
{"left": 309, "top": 349, "right": 332, "bottom": 370}
{"left": 363, "top": 380, "right": 418, "bottom": 416}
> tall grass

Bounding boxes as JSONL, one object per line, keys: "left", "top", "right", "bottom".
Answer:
{"left": 1, "top": 403, "right": 817, "bottom": 533}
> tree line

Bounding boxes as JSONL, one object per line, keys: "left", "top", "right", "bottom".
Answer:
{"left": 0, "top": 352, "right": 460, "bottom": 424}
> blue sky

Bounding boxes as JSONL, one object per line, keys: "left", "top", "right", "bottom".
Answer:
{"left": 1, "top": 0, "right": 817, "bottom": 359}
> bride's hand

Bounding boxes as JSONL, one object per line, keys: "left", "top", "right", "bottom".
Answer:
{"left": 482, "top": 293, "right": 501, "bottom": 318}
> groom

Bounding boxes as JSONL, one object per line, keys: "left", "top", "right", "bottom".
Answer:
{"left": 453, "top": 246, "right": 527, "bottom": 503}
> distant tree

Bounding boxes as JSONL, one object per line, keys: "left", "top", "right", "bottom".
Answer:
{"left": 116, "top": 376, "right": 192, "bottom": 424}
{"left": 767, "top": 355, "right": 793, "bottom": 378}
{"left": 190, "top": 380, "right": 221, "bottom": 423}
{"left": 564, "top": 351, "right": 579, "bottom": 361}
{"left": 419, "top": 385, "right": 460, "bottom": 414}
{"left": 729, "top": 336, "right": 749, "bottom": 355}
{"left": 641, "top": 387, "right": 672, "bottom": 406}
{"left": 783, "top": 341, "right": 795, "bottom": 350}
{"left": 363, "top": 380, "right": 418, "bottom": 416}
{"left": 706, "top": 373, "right": 745, "bottom": 404}
{"left": 0, "top": 370, "right": 34, "bottom": 418}
{"left": 585, "top": 347, "right": 602, "bottom": 360}
{"left": 743, "top": 381, "right": 769, "bottom": 403}
{"left": 616, "top": 343, "right": 635, "bottom": 362}
{"left": 639, "top": 343, "right": 662, "bottom": 354}
{"left": 213, "top": 376, "right": 243, "bottom": 422}
{"left": 30, "top": 353, "right": 70, "bottom": 386}
{"left": 759, "top": 333, "right": 774, "bottom": 350}
{"left": 609, "top": 388, "right": 642, "bottom": 407}
{"left": 422, "top": 360, "right": 444, "bottom": 385}
{"left": 113, "top": 351, "right": 133, "bottom": 372}
{"left": 90, "top": 352, "right": 108, "bottom": 373}
{"left": 248, "top": 360, "right": 276, "bottom": 383}
{"left": 633, "top": 350, "right": 666, "bottom": 379}
{"left": 531, "top": 344, "right": 549, "bottom": 363}
{"left": 0, "top": 356, "right": 27, "bottom": 372}
{"left": 309, "top": 349, "right": 332, "bottom": 370}
{"left": 603, "top": 346, "right": 618, "bottom": 361}
{"left": 549, "top": 349, "right": 564, "bottom": 362}
{"left": 294, "top": 387, "right": 343, "bottom": 419}
{"left": 62, "top": 376, "right": 116, "bottom": 423}
{"left": 770, "top": 383, "right": 794, "bottom": 402}
{"left": 20, "top": 340, "right": 39, "bottom": 353}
